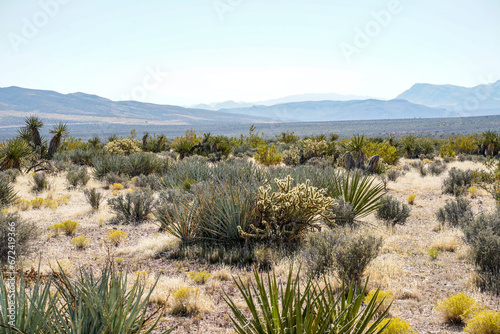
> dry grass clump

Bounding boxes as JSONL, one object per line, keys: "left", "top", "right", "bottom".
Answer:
{"left": 117, "top": 232, "right": 180, "bottom": 260}
{"left": 170, "top": 286, "right": 214, "bottom": 315}
{"left": 212, "top": 267, "right": 232, "bottom": 281}
{"left": 431, "top": 230, "right": 465, "bottom": 252}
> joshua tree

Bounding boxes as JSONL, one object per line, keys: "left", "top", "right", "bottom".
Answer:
{"left": 0, "top": 138, "right": 32, "bottom": 170}
{"left": 47, "top": 123, "right": 69, "bottom": 159}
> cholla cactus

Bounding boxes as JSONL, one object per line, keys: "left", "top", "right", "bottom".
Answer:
{"left": 240, "top": 175, "right": 336, "bottom": 242}
{"left": 282, "top": 146, "right": 301, "bottom": 166}
{"left": 104, "top": 138, "right": 142, "bottom": 155}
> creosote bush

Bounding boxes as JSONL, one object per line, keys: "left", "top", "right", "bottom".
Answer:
{"left": 0, "top": 211, "right": 37, "bottom": 266}
{"left": 83, "top": 187, "right": 103, "bottom": 211}
{"left": 376, "top": 196, "right": 411, "bottom": 227}
{"left": 254, "top": 144, "right": 282, "bottom": 166}
{"left": 436, "top": 197, "right": 472, "bottom": 228}
{"left": 31, "top": 172, "right": 50, "bottom": 192}
{"left": 443, "top": 168, "right": 474, "bottom": 196}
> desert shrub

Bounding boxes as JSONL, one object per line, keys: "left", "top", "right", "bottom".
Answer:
{"left": 332, "top": 232, "right": 382, "bottom": 286}
{"left": 436, "top": 197, "right": 472, "bottom": 228}
{"left": 376, "top": 196, "right": 411, "bottom": 227}
{"left": 170, "top": 286, "right": 202, "bottom": 315}
{"left": 0, "top": 169, "right": 20, "bottom": 183}
{"left": 330, "top": 199, "right": 356, "bottom": 226}
{"left": 386, "top": 169, "right": 400, "bottom": 182}
{"left": 232, "top": 143, "right": 254, "bottom": 157}
{"left": 407, "top": 194, "right": 416, "bottom": 205}
{"left": 301, "top": 139, "right": 328, "bottom": 160}
{"left": 376, "top": 318, "right": 416, "bottom": 334}
{"left": 31, "top": 172, "right": 49, "bottom": 192}
{"left": 104, "top": 137, "right": 141, "bottom": 155}
{"left": 30, "top": 197, "right": 45, "bottom": 209}
{"left": 428, "top": 160, "right": 447, "bottom": 176}
{"left": 302, "top": 229, "right": 337, "bottom": 277}
{"left": 104, "top": 172, "right": 129, "bottom": 187}
{"left": 473, "top": 158, "right": 500, "bottom": 205}
{"left": 418, "top": 162, "right": 428, "bottom": 177}
{"left": 171, "top": 129, "right": 200, "bottom": 159}
{"left": 242, "top": 176, "right": 335, "bottom": 243}
{"left": 188, "top": 270, "right": 212, "bottom": 284}
{"left": 0, "top": 177, "right": 16, "bottom": 208}
{"left": 443, "top": 168, "right": 474, "bottom": 196}
{"left": 83, "top": 188, "right": 103, "bottom": 211}
{"left": 0, "top": 211, "right": 37, "bottom": 266}
{"left": 464, "top": 310, "right": 500, "bottom": 334}
{"left": 126, "top": 152, "right": 167, "bottom": 176}
{"left": 108, "top": 190, "right": 155, "bottom": 224}
{"left": 253, "top": 245, "right": 278, "bottom": 270}
{"left": 66, "top": 166, "right": 90, "bottom": 188}
{"left": 462, "top": 213, "right": 500, "bottom": 294}
{"left": 434, "top": 292, "right": 477, "bottom": 324}
{"left": 132, "top": 174, "right": 162, "bottom": 190}
{"left": 51, "top": 220, "right": 79, "bottom": 236}
{"left": 282, "top": 146, "right": 301, "bottom": 166}
{"left": 427, "top": 248, "right": 439, "bottom": 260}
{"left": 364, "top": 141, "right": 399, "bottom": 165}
{"left": 72, "top": 234, "right": 90, "bottom": 249}
{"left": 254, "top": 144, "right": 282, "bottom": 166}
{"left": 106, "top": 229, "right": 128, "bottom": 246}
{"left": 223, "top": 266, "right": 390, "bottom": 334}
{"left": 469, "top": 186, "right": 479, "bottom": 198}
{"left": 276, "top": 131, "right": 300, "bottom": 144}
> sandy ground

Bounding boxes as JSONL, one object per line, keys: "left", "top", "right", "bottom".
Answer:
{"left": 6, "top": 159, "right": 500, "bottom": 333}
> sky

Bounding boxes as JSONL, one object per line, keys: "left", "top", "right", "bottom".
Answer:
{"left": 1, "top": 0, "right": 500, "bottom": 106}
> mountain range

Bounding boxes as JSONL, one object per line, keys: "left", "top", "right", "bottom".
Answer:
{"left": 0, "top": 80, "right": 499, "bottom": 135}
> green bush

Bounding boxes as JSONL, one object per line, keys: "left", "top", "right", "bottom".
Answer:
{"left": 428, "top": 160, "right": 447, "bottom": 176}
{"left": 223, "top": 266, "right": 390, "bottom": 334}
{"left": 84, "top": 188, "right": 103, "bottom": 211}
{"left": 462, "top": 212, "right": 500, "bottom": 294}
{"left": 254, "top": 144, "right": 282, "bottom": 166}
{"left": 376, "top": 196, "right": 411, "bottom": 227}
{"left": 31, "top": 172, "right": 50, "bottom": 192}
{"left": 0, "top": 211, "right": 38, "bottom": 266}
{"left": 108, "top": 190, "right": 155, "bottom": 224}
{"left": 436, "top": 197, "right": 472, "bottom": 228}
{"left": 332, "top": 231, "right": 382, "bottom": 286}
{"left": 443, "top": 168, "right": 474, "bottom": 196}
{"left": 302, "top": 229, "right": 338, "bottom": 277}
{"left": 104, "top": 137, "right": 141, "bottom": 155}
{"left": 66, "top": 166, "right": 90, "bottom": 188}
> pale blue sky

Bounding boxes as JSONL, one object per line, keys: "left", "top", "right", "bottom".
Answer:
{"left": 1, "top": 0, "right": 499, "bottom": 105}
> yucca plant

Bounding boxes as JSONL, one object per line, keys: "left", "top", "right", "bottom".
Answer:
{"left": 156, "top": 193, "right": 200, "bottom": 242}
{"left": 92, "top": 155, "right": 128, "bottom": 178}
{"left": 0, "top": 177, "right": 17, "bottom": 208}
{"left": 223, "top": 266, "right": 390, "bottom": 334}
{"left": 47, "top": 123, "right": 69, "bottom": 159}
{"left": 24, "top": 115, "right": 44, "bottom": 149}
{"left": 0, "top": 268, "right": 54, "bottom": 334}
{"left": 0, "top": 138, "right": 32, "bottom": 171}
{"left": 325, "top": 171, "right": 386, "bottom": 224}
{"left": 108, "top": 190, "right": 155, "bottom": 224}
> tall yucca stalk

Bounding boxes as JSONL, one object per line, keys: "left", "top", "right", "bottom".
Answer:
{"left": 326, "top": 171, "right": 386, "bottom": 222}
{"left": 223, "top": 266, "right": 390, "bottom": 334}
{"left": 47, "top": 123, "right": 68, "bottom": 159}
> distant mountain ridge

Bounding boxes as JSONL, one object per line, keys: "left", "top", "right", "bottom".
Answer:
{"left": 191, "top": 92, "right": 376, "bottom": 110}
{"left": 0, "top": 86, "right": 273, "bottom": 128}
{"left": 396, "top": 80, "right": 500, "bottom": 114}
{"left": 219, "top": 99, "right": 453, "bottom": 122}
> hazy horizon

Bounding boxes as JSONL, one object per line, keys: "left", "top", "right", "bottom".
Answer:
{"left": 1, "top": 0, "right": 500, "bottom": 106}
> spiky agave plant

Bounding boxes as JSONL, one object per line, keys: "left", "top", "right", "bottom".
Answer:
{"left": 47, "top": 123, "right": 68, "bottom": 159}
{"left": 223, "top": 266, "right": 390, "bottom": 334}
{"left": 0, "top": 268, "right": 54, "bottom": 334}
{"left": 326, "top": 170, "right": 386, "bottom": 225}
{"left": 0, "top": 138, "right": 32, "bottom": 171}
{"left": 0, "top": 177, "right": 17, "bottom": 208}
{"left": 48, "top": 263, "right": 175, "bottom": 334}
